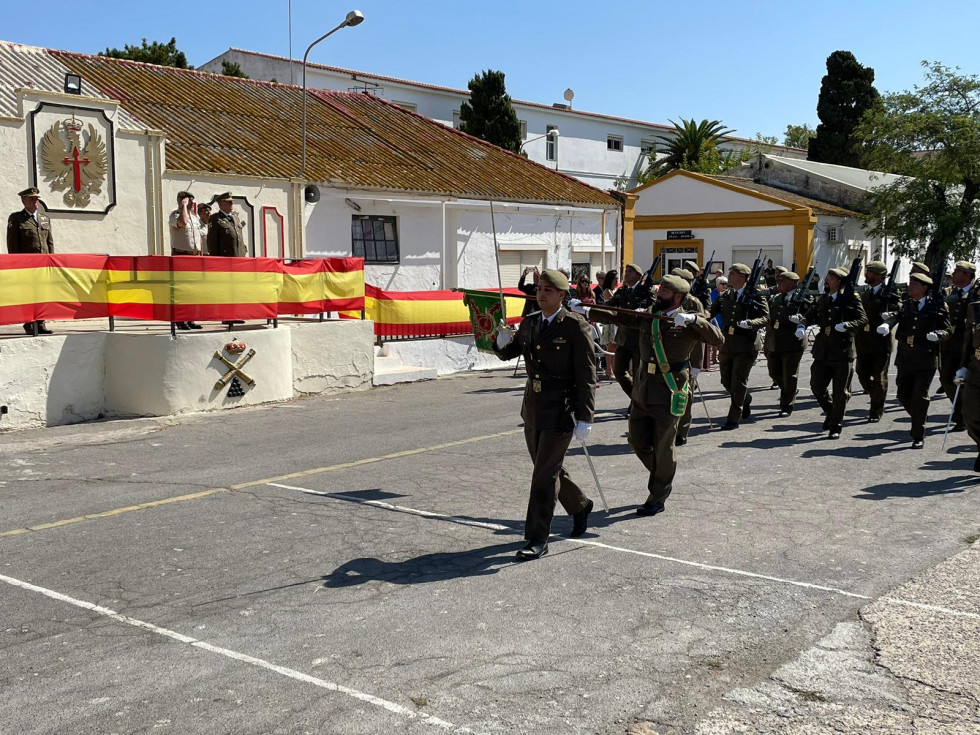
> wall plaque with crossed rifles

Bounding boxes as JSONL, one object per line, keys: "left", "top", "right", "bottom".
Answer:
{"left": 214, "top": 339, "right": 256, "bottom": 391}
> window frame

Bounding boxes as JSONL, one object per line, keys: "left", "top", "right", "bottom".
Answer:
{"left": 546, "top": 125, "right": 558, "bottom": 161}
{"left": 351, "top": 214, "right": 400, "bottom": 264}
{"left": 607, "top": 135, "right": 623, "bottom": 152}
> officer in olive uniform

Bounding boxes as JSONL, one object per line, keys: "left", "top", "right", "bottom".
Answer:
{"left": 954, "top": 299, "right": 980, "bottom": 471}
{"left": 939, "top": 261, "right": 976, "bottom": 430}
{"left": 855, "top": 261, "right": 903, "bottom": 422}
{"left": 6, "top": 187, "right": 55, "bottom": 335}
{"left": 881, "top": 272, "right": 950, "bottom": 448}
{"left": 794, "top": 267, "right": 868, "bottom": 439}
{"left": 765, "top": 271, "right": 812, "bottom": 416}
{"left": 493, "top": 269, "right": 596, "bottom": 561}
{"left": 708, "top": 263, "right": 769, "bottom": 430}
{"left": 572, "top": 275, "right": 723, "bottom": 516}
{"left": 673, "top": 281, "right": 708, "bottom": 446}
{"left": 602, "top": 262, "right": 653, "bottom": 399}
{"left": 206, "top": 192, "right": 247, "bottom": 258}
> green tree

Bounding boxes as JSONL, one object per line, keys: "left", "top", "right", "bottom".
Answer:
{"left": 458, "top": 70, "right": 522, "bottom": 154}
{"left": 859, "top": 61, "right": 980, "bottom": 267}
{"left": 808, "top": 51, "right": 880, "bottom": 167}
{"left": 784, "top": 123, "right": 815, "bottom": 150}
{"left": 221, "top": 60, "right": 249, "bottom": 79}
{"left": 100, "top": 38, "right": 191, "bottom": 69}
{"left": 641, "top": 118, "right": 735, "bottom": 180}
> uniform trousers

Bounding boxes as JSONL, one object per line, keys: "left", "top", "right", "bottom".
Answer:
{"left": 523, "top": 426, "right": 589, "bottom": 543}
{"left": 718, "top": 351, "right": 756, "bottom": 423}
{"left": 613, "top": 345, "right": 640, "bottom": 398}
{"left": 627, "top": 401, "right": 678, "bottom": 505}
{"left": 940, "top": 347, "right": 965, "bottom": 425}
{"left": 766, "top": 349, "right": 804, "bottom": 411}
{"left": 963, "top": 377, "right": 980, "bottom": 449}
{"left": 855, "top": 351, "right": 892, "bottom": 419}
{"left": 896, "top": 367, "right": 935, "bottom": 440}
{"left": 810, "top": 359, "right": 853, "bottom": 431}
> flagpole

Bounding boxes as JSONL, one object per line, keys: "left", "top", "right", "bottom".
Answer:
{"left": 489, "top": 200, "right": 507, "bottom": 317}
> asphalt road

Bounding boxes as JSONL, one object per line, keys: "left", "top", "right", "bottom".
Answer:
{"left": 1, "top": 354, "right": 978, "bottom": 734}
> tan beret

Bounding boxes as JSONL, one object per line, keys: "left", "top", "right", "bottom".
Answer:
{"left": 778, "top": 271, "right": 800, "bottom": 281}
{"left": 539, "top": 268, "right": 570, "bottom": 290}
{"left": 730, "top": 263, "right": 751, "bottom": 275}
{"left": 625, "top": 263, "right": 643, "bottom": 276}
{"left": 865, "top": 261, "right": 888, "bottom": 275}
{"left": 910, "top": 261, "right": 929, "bottom": 274}
{"left": 660, "top": 274, "right": 690, "bottom": 294}
{"left": 774, "top": 265, "right": 788, "bottom": 274}
{"left": 671, "top": 267, "right": 695, "bottom": 282}
{"left": 954, "top": 260, "right": 977, "bottom": 274}
{"left": 683, "top": 260, "right": 700, "bottom": 273}
{"left": 828, "top": 267, "right": 849, "bottom": 278}
{"left": 909, "top": 272, "right": 933, "bottom": 286}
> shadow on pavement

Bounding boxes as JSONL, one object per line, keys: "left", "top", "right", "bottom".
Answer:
{"left": 853, "top": 474, "right": 978, "bottom": 500}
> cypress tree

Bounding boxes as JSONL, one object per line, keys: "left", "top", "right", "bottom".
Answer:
{"left": 459, "top": 70, "right": 523, "bottom": 154}
{"left": 808, "top": 51, "right": 880, "bottom": 167}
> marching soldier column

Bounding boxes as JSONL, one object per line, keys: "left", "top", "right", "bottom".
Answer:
{"left": 764, "top": 271, "right": 813, "bottom": 416}
{"left": 940, "top": 261, "right": 977, "bottom": 431}
{"left": 855, "top": 261, "right": 903, "bottom": 423}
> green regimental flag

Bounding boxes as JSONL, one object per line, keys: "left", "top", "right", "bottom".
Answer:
{"left": 461, "top": 289, "right": 506, "bottom": 353}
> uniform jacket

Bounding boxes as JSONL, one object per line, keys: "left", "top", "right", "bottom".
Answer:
{"left": 6, "top": 210, "right": 54, "bottom": 254}
{"left": 603, "top": 281, "right": 653, "bottom": 347}
{"left": 494, "top": 307, "right": 596, "bottom": 431}
{"left": 855, "top": 285, "right": 903, "bottom": 356}
{"left": 765, "top": 291, "right": 813, "bottom": 354}
{"left": 887, "top": 298, "right": 950, "bottom": 372}
{"left": 590, "top": 304, "right": 723, "bottom": 408}
{"left": 708, "top": 286, "right": 769, "bottom": 354}
{"left": 804, "top": 292, "right": 868, "bottom": 362}
{"left": 960, "top": 301, "right": 980, "bottom": 386}
{"left": 942, "top": 285, "right": 974, "bottom": 358}
{"left": 206, "top": 211, "right": 246, "bottom": 257}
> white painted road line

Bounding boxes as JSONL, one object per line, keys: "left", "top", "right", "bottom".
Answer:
{"left": 0, "top": 573, "right": 473, "bottom": 734}
{"left": 275, "top": 481, "right": 980, "bottom": 621}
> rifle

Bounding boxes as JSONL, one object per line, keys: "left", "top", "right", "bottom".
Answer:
{"left": 735, "top": 248, "right": 765, "bottom": 320}
{"left": 640, "top": 253, "right": 663, "bottom": 287}
{"left": 789, "top": 266, "right": 816, "bottom": 308}
{"left": 840, "top": 256, "right": 863, "bottom": 301}
{"left": 691, "top": 249, "right": 715, "bottom": 304}
{"left": 924, "top": 263, "right": 945, "bottom": 313}
{"left": 880, "top": 258, "right": 902, "bottom": 307}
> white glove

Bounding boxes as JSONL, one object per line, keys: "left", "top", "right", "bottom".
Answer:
{"left": 834, "top": 323, "right": 847, "bottom": 333}
{"left": 795, "top": 326, "right": 807, "bottom": 341}
{"left": 690, "top": 368, "right": 701, "bottom": 381}
{"left": 737, "top": 320, "right": 751, "bottom": 329}
{"left": 955, "top": 367, "right": 968, "bottom": 384}
{"left": 568, "top": 298, "right": 588, "bottom": 315}
{"left": 926, "top": 331, "right": 940, "bottom": 343}
{"left": 788, "top": 313, "right": 803, "bottom": 325}
{"left": 876, "top": 323, "right": 891, "bottom": 336}
{"left": 495, "top": 326, "right": 514, "bottom": 348}
{"left": 573, "top": 421, "right": 592, "bottom": 442}
{"left": 674, "top": 312, "right": 696, "bottom": 327}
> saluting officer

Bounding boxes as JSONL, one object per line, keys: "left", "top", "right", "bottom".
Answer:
{"left": 793, "top": 267, "right": 868, "bottom": 439}
{"left": 765, "top": 271, "right": 812, "bottom": 416}
{"left": 939, "top": 261, "right": 976, "bottom": 431}
{"left": 206, "top": 192, "right": 247, "bottom": 257}
{"left": 494, "top": 269, "right": 596, "bottom": 561}
{"left": 855, "top": 261, "right": 903, "bottom": 423}
{"left": 708, "top": 263, "right": 769, "bottom": 430}
{"left": 6, "top": 187, "right": 55, "bottom": 335}
{"left": 572, "top": 275, "right": 723, "bottom": 516}
{"left": 602, "top": 263, "right": 653, "bottom": 399}
{"left": 881, "top": 272, "right": 950, "bottom": 448}
{"left": 954, "top": 297, "right": 980, "bottom": 472}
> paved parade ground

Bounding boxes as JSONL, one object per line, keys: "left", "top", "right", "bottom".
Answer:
{"left": 2, "top": 356, "right": 979, "bottom": 734}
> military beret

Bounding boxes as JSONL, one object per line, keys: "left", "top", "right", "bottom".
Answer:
{"left": 624, "top": 262, "right": 643, "bottom": 276}
{"left": 216, "top": 192, "right": 234, "bottom": 202}
{"left": 660, "top": 274, "right": 690, "bottom": 294}
{"left": 778, "top": 271, "right": 800, "bottom": 281}
{"left": 865, "top": 260, "right": 888, "bottom": 275}
{"left": 828, "top": 267, "right": 849, "bottom": 278}
{"left": 774, "top": 266, "right": 788, "bottom": 274}
{"left": 18, "top": 187, "right": 40, "bottom": 198}
{"left": 729, "top": 263, "right": 751, "bottom": 275}
{"left": 910, "top": 261, "right": 930, "bottom": 274}
{"left": 671, "top": 267, "right": 695, "bottom": 282}
{"left": 909, "top": 272, "right": 933, "bottom": 286}
{"left": 954, "top": 260, "right": 977, "bottom": 274}
{"left": 539, "top": 268, "right": 570, "bottom": 291}
{"left": 683, "top": 260, "right": 700, "bottom": 273}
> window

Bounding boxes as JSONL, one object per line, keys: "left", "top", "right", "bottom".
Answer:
{"left": 607, "top": 135, "right": 623, "bottom": 152}
{"left": 827, "top": 226, "right": 842, "bottom": 243}
{"left": 393, "top": 101, "right": 417, "bottom": 113}
{"left": 452, "top": 110, "right": 462, "bottom": 129}
{"left": 640, "top": 138, "right": 656, "bottom": 154}
{"left": 352, "top": 215, "right": 399, "bottom": 264}
{"left": 519, "top": 120, "right": 527, "bottom": 139}
{"left": 546, "top": 125, "right": 558, "bottom": 161}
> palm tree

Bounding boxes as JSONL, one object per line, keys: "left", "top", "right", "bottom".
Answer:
{"left": 641, "top": 118, "right": 735, "bottom": 181}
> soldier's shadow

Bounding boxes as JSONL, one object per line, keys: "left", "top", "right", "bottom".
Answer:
{"left": 568, "top": 442, "right": 633, "bottom": 457}
{"left": 853, "top": 474, "right": 978, "bottom": 500}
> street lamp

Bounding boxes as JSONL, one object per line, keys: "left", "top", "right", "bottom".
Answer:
{"left": 301, "top": 10, "right": 365, "bottom": 177}
{"left": 519, "top": 128, "right": 559, "bottom": 156}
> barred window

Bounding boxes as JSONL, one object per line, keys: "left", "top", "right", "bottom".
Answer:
{"left": 352, "top": 215, "right": 399, "bottom": 264}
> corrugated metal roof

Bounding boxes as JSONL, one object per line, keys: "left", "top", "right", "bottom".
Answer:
{"left": 46, "top": 50, "right": 617, "bottom": 208}
{"left": 0, "top": 41, "right": 143, "bottom": 129}
{"left": 709, "top": 175, "right": 864, "bottom": 218}
{"left": 763, "top": 154, "right": 902, "bottom": 192}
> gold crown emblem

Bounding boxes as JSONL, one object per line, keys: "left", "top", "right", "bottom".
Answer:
{"left": 62, "top": 118, "right": 84, "bottom": 133}
{"left": 225, "top": 339, "right": 247, "bottom": 354}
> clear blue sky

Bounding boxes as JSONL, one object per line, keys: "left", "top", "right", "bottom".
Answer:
{"left": 7, "top": 0, "right": 980, "bottom": 141}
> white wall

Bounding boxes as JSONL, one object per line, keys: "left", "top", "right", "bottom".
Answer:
{"left": 634, "top": 175, "right": 788, "bottom": 216}
{"left": 633, "top": 224, "right": 796, "bottom": 274}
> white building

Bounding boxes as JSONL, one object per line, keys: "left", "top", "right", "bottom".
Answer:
{"left": 200, "top": 48, "right": 807, "bottom": 193}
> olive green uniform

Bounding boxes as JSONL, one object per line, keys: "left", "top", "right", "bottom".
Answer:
{"left": 958, "top": 301, "right": 980, "bottom": 466}
{"left": 803, "top": 292, "right": 868, "bottom": 433}
{"left": 603, "top": 281, "right": 654, "bottom": 398}
{"left": 591, "top": 306, "right": 723, "bottom": 507}
{"left": 855, "top": 285, "right": 903, "bottom": 420}
{"left": 206, "top": 210, "right": 246, "bottom": 257}
{"left": 708, "top": 286, "right": 769, "bottom": 424}
{"left": 885, "top": 299, "right": 950, "bottom": 441}
{"left": 940, "top": 285, "right": 974, "bottom": 427}
{"left": 765, "top": 290, "right": 813, "bottom": 413}
{"left": 675, "top": 293, "right": 708, "bottom": 442}
{"left": 494, "top": 307, "right": 595, "bottom": 544}
{"left": 6, "top": 209, "right": 54, "bottom": 254}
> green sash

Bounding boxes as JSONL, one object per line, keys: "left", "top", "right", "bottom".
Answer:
{"left": 650, "top": 317, "right": 690, "bottom": 417}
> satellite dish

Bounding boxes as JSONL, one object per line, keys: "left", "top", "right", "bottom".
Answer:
{"left": 304, "top": 184, "right": 320, "bottom": 203}
{"left": 563, "top": 88, "right": 574, "bottom": 103}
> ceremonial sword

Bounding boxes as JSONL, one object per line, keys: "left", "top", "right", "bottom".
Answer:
{"left": 941, "top": 383, "right": 962, "bottom": 451}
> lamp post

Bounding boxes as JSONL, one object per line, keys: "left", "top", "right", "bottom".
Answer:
{"left": 301, "top": 10, "right": 364, "bottom": 177}
{"left": 519, "top": 128, "right": 559, "bottom": 156}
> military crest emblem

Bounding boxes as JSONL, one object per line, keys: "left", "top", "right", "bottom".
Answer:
{"left": 40, "top": 115, "right": 107, "bottom": 208}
